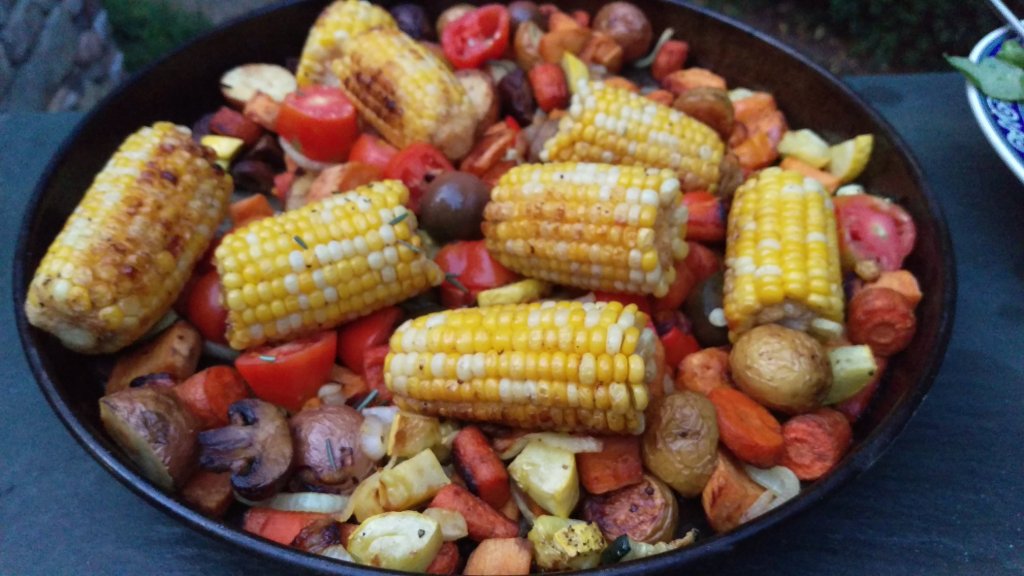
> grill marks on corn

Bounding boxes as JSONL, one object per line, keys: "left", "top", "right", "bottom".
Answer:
{"left": 541, "top": 82, "right": 725, "bottom": 192}
{"left": 482, "top": 163, "right": 688, "bottom": 297}
{"left": 215, "top": 180, "right": 444, "bottom": 349}
{"left": 294, "top": 0, "right": 397, "bottom": 87}
{"left": 24, "top": 122, "right": 232, "bottom": 353}
{"left": 723, "top": 168, "right": 845, "bottom": 339}
{"left": 385, "top": 301, "right": 656, "bottom": 434}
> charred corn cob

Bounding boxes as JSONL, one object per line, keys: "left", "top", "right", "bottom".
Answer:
{"left": 332, "top": 28, "right": 476, "bottom": 160}
{"left": 482, "top": 162, "right": 688, "bottom": 297}
{"left": 215, "top": 180, "right": 444, "bottom": 349}
{"left": 295, "top": 0, "right": 397, "bottom": 87}
{"left": 723, "top": 167, "right": 844, "bottom": 340}
{"left": 25, "top": 122, "right": 232, "bottom": 354}
{"left": 385, "top": 300, "right": 659, "bottom": 435}
{"left": 541, "top": 81, "right": 725, "bottom": 192}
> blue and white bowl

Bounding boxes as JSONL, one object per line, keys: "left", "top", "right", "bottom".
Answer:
{"left": 967, "top": 27, "right": 1024, "bottom": 184}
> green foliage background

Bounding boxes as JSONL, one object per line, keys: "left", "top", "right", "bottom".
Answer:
{"left": 102, "top": 0, "right": 212, "bottom": 72}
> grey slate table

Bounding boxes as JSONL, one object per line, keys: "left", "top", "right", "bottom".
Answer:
{"left": 1, "top": 73, "right": 1022, "bottom": 575}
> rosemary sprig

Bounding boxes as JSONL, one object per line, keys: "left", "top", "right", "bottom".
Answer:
{"left": 325, "top": 438, "right": 338, "bottom": 471}
{"left": 399, "top": 239, "right": 422, "bottom": 254}
{"left": 293, "top": 235, "right": 308, "bottom": 250}
{"left": 355, "top": 389, "right": 379, "bottom": 411}
{"left": 445, "top": 273, "right": 469, "bottom": 294}
{"left": 389, "top": 212, "right": 409, "bottom": 226}
{"left": 258, "top": 355, "right": 276, "bottom": 363}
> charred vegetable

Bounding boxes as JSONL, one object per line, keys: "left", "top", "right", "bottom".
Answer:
{"left": 198, "top": 399, "right": 293, "bottom": 500}
{"left": 289, "top": 404, "right": 375, "bottom": 494}
{"left": 642, "top": 392, "right": 719, "bottom": 497}
{"left": 582, "top": 474, "right": 678, "bottom": 543}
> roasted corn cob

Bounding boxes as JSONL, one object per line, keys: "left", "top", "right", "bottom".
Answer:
{"left": 541, "top": 81, "right": 726, "bottom": 192}
{"left": 332, "top": 28, "right": 476, "bottom": 159}
{"left": 215, "top": 180, "right": 444, "bottom": 349}
{"left": 385, "top": 300, "right": 658, "bottom": 434}
{"left": 295, "top": 0, "right": 397, "bottom": 87}
{"left": 723, "top": 167, "right": 844, "bottom": 339}
{"left": 25, "top": 122, "right": 232, "bottom": 354}
{"left": 482, "top": 162, "right": 688, "bottom": 297}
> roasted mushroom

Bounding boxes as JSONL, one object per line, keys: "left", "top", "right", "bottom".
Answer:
{"left": 289, "top": 405, "right": 376, "bottom": 494}
{"left": 198, "top": 399, "right": 293, "bottom": 500}
{"left": 99, "top": 386, "right": 199, "bottom": 491}
{"left": 291, "top": 518, "right": 345, "bottom": 554}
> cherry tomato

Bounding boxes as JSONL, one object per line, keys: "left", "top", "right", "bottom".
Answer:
{"left": 682, "top": 191, "right": 726, "bottom": 243}
{"left": 349, "top": 133, "right": 398, "bottom": 172}
{"left": 383, "top": 142, "right": 454, "bottom": 213}
{"left": 442, "top": 5, "right": 511, "bottom": 69}
{"left": 337, "top": 307, "right": 404, "bottom": 374}
{"left": 834, "top": 194, "right": 916, "bottom": 272}
{"left": 275, "top": 87, "right": 359, "bottom": 163}
{"left": 660, "top": 327, "right": 701, "bottom": 371}
{"left": 684, "top": 242, "right": 722, "bottom": 285}
{"left": 235, "top": 331, "right": 337, "bottom": 412}
{"left": 653, "top": 260, "right": 697, "bottom": 313}
{"left": 183, "top": 269, "right": 228, "bottom": 344}
{"left": 362, "top": 345, "right": 393, "bottom": 403}
{"left": 435, "top": 240, "right": 519, "bottom": 308}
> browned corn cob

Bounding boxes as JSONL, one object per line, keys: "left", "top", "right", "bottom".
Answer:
{"left": 482, "top": 162, "right": 688, "bottom": 297}
{"left": 541, "top": 81, "right": 725, "bottom": 192}
{"left": 215, "top": 180, "right": 444, "bottom": 349}
{"left": 723, "top": 167, "right": 845, "bottom": 340}
{"left": 25, "top": 122, "right": 232, "bottom": 354}
{"left": 295, "top": 0, "right": 397, "bottom": 87}
{"left": 332, "top": 27, "right": 476, "bottom": 160}
{"left": 386, "top": 300, "right": 659, "bottom": 435}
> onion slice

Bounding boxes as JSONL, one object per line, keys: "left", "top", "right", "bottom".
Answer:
{"left": 235, "top": 491, "right": 350, "bottom": 515}
{"left": 633, "top": 28, "right": 675, "bottom": 68}
{"left": 279, "top": 136, "right": 336, "bottom": 172}
{"left": 498, "top": 433, "right": 603, "bottom": 460}
{"left": 359, "top": 415, "right": 388, "bottom": 462}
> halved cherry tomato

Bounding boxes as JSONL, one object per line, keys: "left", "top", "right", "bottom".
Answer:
{"left": 593, "top": 291, "right": 652, "bottom": 317}
{"left": 653, "top": 260, "right": 697, "bottom": 313}
{"left": 384, "top": 142, "right": 454, "bottom": 213}
{"left": 184, "top": 269, "right": 228, "bottom": 344}
{"left": 682, "top": 191, "right": 726, "bottom": 243}
{"left": 363, "top": 345, "right": 392, "bottom": 403}
{"left": 441, "top": 5, "right": 511, "bottom": 70}
{"left": 435, "top": 240, "right": 519, "bottom": 308}
{"left": 235, "top": 331, "right": 337, "bottom": 412}
{"left": 337, "top": 307, "right": 404, "bottom": 374}
{"left": 275, "top": 86, "right": 359, "bottom": 163}
{"left": 349, "top": 133, "right": 398, "bottom": 172}
{"left": 834, "top": 194, "right": 916, "bottom": 273}
{"left": 653, "top": 310, "right": 701, "bottom": 370}
{"left": 684, "top": 242, "right": 722, "bottom": 285}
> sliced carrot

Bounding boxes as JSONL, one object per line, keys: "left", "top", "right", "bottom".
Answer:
{"left": 426, "top": 541, "right": 461, "bottom": 575}
{"left": 708, "top": 387, "right": 784, "bottom": 468}
{"left": 528, "top": 63, "right": 569, "bottom": 113}
{"left": 675, "top": 347, "right": 731, "bottom": 395}
{"left": 464, "top": 538, "right": 533, "bottom": 575}
{"left": 242, "top": 508, "right": 331, "bottom": 545}
{"left": 429, "top": 484, "right": 520, "bottom": 541}
{"left": 835, "top": 356, "right": 887, "bottom": 423}
{"left": 576, "top": 435, "right": 644, "bottom": 494}
{"left": 229, "top": 194, "right": 274, "bottom": 229}
{"left": 780, "top": 408, "right": 853, "bottom": 481}
{"left": 701, "top": 451, "right": 766, "bottom": 533}
{"left": 173, "top": 365, "right": 250, "bottom": 430}
{"left": 453, "top": 426, "right": 511, "bottom": 508}
{"left": 306, "top": 162, "right": 381, "bottom": 205}
{"left": 869, "top": 270, "right": 922, "bottom": 309}
{"left": 847, "top": 287, "right": 917, "bottom": 357}
{"left": 780, "top": 156, "right": 841, "bottom": 194}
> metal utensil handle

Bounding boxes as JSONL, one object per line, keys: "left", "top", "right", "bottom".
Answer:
{"left": 987, "top": 0, "right": 1024, "bottom": 40}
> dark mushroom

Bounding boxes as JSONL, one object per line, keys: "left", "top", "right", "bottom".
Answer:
{"left": 289, "top": 405, "right": 375, "bottom": 494}
{"left": 198, "top": 399, "right": 293, "bottom": 500}
{"left": 418, "top": 171, "right": 491, "bottom": 243}
{"left": 127, "top": 372, "right": 177, "bottom": 390}
{"left": 291, "top": 518, "right": 344, "bottom": 554}
{"left": 99, "top": 386, "right": 199, "bottom": 491}
{"left": 390, "top": 4, "right": 435, "bottom": 41}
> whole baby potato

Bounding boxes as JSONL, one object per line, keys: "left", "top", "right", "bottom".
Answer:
{"left": 642, "top": 391, "right": 719, "bottom": 498}
{"left": 729, "top": 324, "right": 832, "bottom": 414}
{"left": 592, "top": 2, "right": 653, "bottom": 63}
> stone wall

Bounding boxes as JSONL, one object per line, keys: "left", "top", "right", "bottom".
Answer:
{"left": 0, "top": 0, "right": 124, "bottom": 112}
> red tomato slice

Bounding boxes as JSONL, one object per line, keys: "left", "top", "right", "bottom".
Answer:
{"left": 834, "top": 194, "right": 916, "bottom": 272}
{"left": 337, "top": 306, "right": 404, "bottom": 374}
{"left": 349, "top": 133, "right": 398, "bottom": 171}
{"left": 435, "top": 240, "right": 518, "bottom": 308}
{"left": 275, "top": 87, "right": 359, "bottom": 163}
{"left": 441, "top": 5, "right": 511, "bottom": 70}
{"left": 184, "top": 269, "right": 228, "bottom": 344}
{"left": 235, "top": 331, "right": 337, "bottom": 412}
{"left": 660, "top": 327, "right": 701, "bottom": 372}
{"left": 383, "top": 142, "right": 454, "bottom": 213}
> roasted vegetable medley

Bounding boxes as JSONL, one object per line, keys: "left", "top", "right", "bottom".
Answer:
{"left": 25, "top": 0, "right": 925, "bottom": 573}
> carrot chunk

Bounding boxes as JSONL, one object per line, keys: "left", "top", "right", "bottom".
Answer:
{"left": 780, "top": 408, "right": 853, "bottom": 481}
{"left": 779, "top": 157, "right": 841, "bottom": 194}
{"left": 453, "top": 426, "right": 511, "bottom": 508}
{"left": 242, "top": 508, "right": 331, "bottom": 545}
{"left": 675, "top": 347, "right": 732, "bottom": 395}
{"left": 576, "top": 435, "right": 644, "bottom": 494}
{"left": 173, "top": 365, "right": 250, "bottom": 430}
{"left": 426, "top": 541, "right": 461, "bottom": 575}
{"left": 229, "top": 194, "right": 274, "bottom": 229}
{"left": 847, "top": 286, "right": 917, "bottom": 357}
{"left": 869, "top": 270, "right": 923, "bottom": 309}
{"left": 708, "top": 387, "right": 784, "bottom": 468}
{"left": 429, "top": 484, "right": 520, "bottom": 541}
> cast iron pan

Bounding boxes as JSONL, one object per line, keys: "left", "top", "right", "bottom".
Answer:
{"left": 13, "top": 0, "right": 956, "bottom": 573}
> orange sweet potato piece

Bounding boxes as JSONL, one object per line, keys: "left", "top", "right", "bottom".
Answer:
{"left": 464, "top": 538, "right": 533, "bottom": 576}
{"left": 676, "top": 348, "right": 732, "bottom": 395}
{"left": 701, "top": 451, "right": 766, "bottom": 533}
{"left": 847, "top": 286, "right": 917, "bottom": 357}
{"left": 780, "top": 157, "right": 841, "bottom": 194}
{"left": 662, "top": 67, "right": 727, "bottom": 95}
